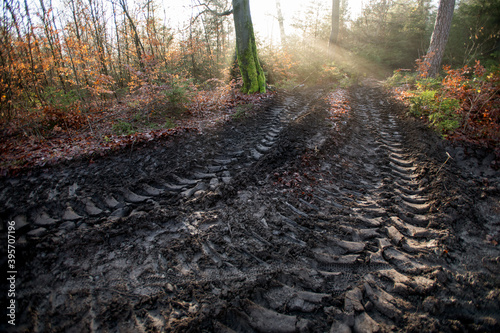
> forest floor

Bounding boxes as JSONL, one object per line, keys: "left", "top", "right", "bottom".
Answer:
{"left": 1, "top": 81, "right": 500, "bottom": 332}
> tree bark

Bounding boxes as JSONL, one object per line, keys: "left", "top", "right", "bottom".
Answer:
{"left": 69, "top": 0, "right": 91, "bottom": 87}
{"left": 425, "top": 0, "right": 455, "bottom": 77}
{"left": 275, "top": 0, "right": 286, "bottom": 46}
{"left": 39, "top": 0, "right": 68, "bottom": 92}
{"left": 118, "top": 0, "right": 145, "bottom": 68}
{"left": 24, "top": 0, "right": 47, "bottom": 98}
{"left": 112, "top": 1, "right": 125, "bottom": 86}
{"left": 232, "top": 0, "right": 266, "bottom": 93}
{"left": 88, "top": 0, "right": 109, "bottom": 76}
{"left": 329, "top": 0, "right": 340, "bottom": 56}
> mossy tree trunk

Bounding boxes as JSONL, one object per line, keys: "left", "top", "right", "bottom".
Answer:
{"left": 232, "top": 0, "right": 266, "bottom": 93}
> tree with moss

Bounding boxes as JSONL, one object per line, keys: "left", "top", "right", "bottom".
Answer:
{"left": 232, "top": 0, "right": 266, "bottom": 93}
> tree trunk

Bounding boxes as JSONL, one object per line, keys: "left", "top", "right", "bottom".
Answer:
{"left": 112, "top": 1, "right": 125, "bottom": 86}
{"left": 24, "top": 0, "right": 47, "bottom": 99}
{"left": 88, "top": 0, "right": 109, "bottom": 76}
{"left": 232, "top": 0, "right": 266, "bottom": 94}
{"left": 425, "top": 0, "right": 455, "bottom": 77}
{"left": 119, "top": 0, "right": 145, "bottom": 68}
{"left": 275, "top": 0, "right": 286, "bottom": 46}
{"left": 39, "top": 0, "right": 67, "bottom": 92}
{"left": 145, "top": 0, "right": 156, "bottom": 58}
{"left": 69, "top": 0, "right": 91, "bottom": 87}
{"left": 329, "top": 0, "right": 340, "bottom": 56}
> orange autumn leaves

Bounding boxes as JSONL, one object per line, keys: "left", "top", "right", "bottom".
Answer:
{"left": 392, "top": 61, "right": 499, "bottom": 154}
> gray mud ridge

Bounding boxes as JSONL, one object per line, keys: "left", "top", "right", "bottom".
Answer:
{"left": 1, "top": 82, "right": 499, "bottom": 332}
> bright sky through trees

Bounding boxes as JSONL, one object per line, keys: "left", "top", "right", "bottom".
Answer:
{"left": 84, "top": 0, "right": 434, "bottom": 47}
{"left": 163, "top": 0, "right": 365, "bottom": 43}
{"left": 250, "top": 0, "right": 365, "bottom": 42}
{"left": 246, "top": 0, "right": 438, "bottom": 43}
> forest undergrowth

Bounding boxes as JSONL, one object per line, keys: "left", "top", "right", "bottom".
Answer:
{"left": 386, "top": 60, "right": 500, "bottom": 162}
{"left": 0, "top": 77, "right": 276, "bottom": 177}
{"left": 0, "top": 41, "right": 356, "bottom": 177}
{"left": 2, "top": 55, "right": 499, "bottom": 176}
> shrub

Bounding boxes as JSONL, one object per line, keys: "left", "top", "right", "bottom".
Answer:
{"left": 41, "top": 87, "right": 82, "bottom": 110}
{"left": 163, "top": 77, "right": 193, "bottom": 111}
{"left": 384, "top": 70, "right": 417, "bottom": 88}
{"left": 390, "top": 60, "right": 500, "bottom": 149}
{"left": 428, "top": 97, "right": 461, "bottom": 135}
{"left": 112, "top": 120, "right": 136, "bottom": 135}
{"left": 409, "top": 90, "right": 437, "bottom": 117}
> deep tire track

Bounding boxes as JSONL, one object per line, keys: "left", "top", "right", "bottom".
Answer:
{"left": 0, "top": 92, "right": 306, "bottom": 239}
{"left": 1, "top": 83, "right": 499, "bottom": 332}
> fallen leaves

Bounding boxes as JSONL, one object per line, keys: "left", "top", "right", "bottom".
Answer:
{"left": 0, "top": 83, "right": 274, "bottom": 177}
{"left": 325, "top": 89, "right": 351, "bottom": 129}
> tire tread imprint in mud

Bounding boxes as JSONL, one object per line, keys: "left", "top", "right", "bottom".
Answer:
{"left": 1, "top": 83, "right": 499, "bottom": 333}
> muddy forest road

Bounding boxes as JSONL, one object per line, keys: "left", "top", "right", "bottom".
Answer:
{"left": 1, "top": 82, "right": 500, "bottom": 333}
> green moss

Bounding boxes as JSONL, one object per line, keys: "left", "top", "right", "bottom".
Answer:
{"left": 237, "top": 23, "right": 266, "bottom": 94}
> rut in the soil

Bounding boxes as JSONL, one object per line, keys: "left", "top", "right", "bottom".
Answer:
{"left": 1, "top": 84, "right": 499, "bottom": 333}
{"left": 0, "top": 92, "right": 311, "bottom": 240}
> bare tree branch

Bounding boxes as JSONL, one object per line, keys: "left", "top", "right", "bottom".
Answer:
{"left": 189, "top": 1, "right": 232, "bottom": 26}
{"left": 201, "top": 3, "right": 233, "bottom": 16}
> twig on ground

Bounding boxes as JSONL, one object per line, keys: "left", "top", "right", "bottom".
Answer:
{"left": 437, "top": 151, "right": 452, "bottom": 174}
{"left": 292, "top": 74, "right": 313, "bottom": 90}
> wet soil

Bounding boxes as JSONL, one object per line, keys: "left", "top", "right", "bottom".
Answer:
{"left": 1, "top": 81, "right": 500, "bottom": 332}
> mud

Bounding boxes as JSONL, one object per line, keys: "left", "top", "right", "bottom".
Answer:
{"left": 1, "top": 81, "right": 499, "bottom": 332}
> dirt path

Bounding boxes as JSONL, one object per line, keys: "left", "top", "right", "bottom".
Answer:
{"left": 1, "top": 82, "right": 499, "bottom": 332}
